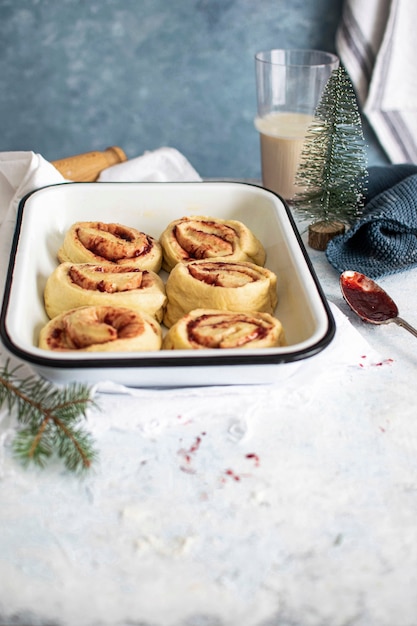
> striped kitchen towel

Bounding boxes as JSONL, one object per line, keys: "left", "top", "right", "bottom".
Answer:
{"left": 336, "top": 0, "right": 417, "bottom": 164}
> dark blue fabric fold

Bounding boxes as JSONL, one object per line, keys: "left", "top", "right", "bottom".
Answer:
{"left": 325, "top": 164, "right": 417, "bottom": 278}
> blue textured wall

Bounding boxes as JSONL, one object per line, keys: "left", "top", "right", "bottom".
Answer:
{"left": 0, "top": 0, "right": 386, "bottom": 178}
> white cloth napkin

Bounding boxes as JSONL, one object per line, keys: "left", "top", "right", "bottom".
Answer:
{"left": 0, "top": 151, "right": 65, "bottom": 292}
{"left": 0, "top": 148, "right": 381, "bottom": 395}
{"left": 98, "top": 146, "right": 201, "bottom": 182}
{"left": 336, "top": 0, "right": 417, "bottom": 163}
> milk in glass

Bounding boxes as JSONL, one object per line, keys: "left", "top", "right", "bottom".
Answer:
{"left": 255, "top": 111, "right": 313, "bottom": 201}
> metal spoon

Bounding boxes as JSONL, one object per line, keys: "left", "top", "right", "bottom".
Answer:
{"left": 340, "top": 270, "right": 417, "bottom": 338}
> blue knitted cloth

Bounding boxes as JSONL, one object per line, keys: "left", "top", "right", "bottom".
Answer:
{"left": 326, "top": 164, "right": 417, "bottom": 279}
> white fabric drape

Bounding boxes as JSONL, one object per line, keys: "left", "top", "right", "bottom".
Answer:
{"left": 336, "top": 0, "right": 417, "bottom": 163}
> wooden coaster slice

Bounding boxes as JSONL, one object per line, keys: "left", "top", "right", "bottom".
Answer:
{"left": 308, "top": 220, "right": 346, "bottom": 251}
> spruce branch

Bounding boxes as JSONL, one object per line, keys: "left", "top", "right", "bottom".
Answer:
{"left": 0, "top": 360, "right": 99, "bottom": 473}
{"left": 294, "top": 65, "right": 368, "bottom": 224}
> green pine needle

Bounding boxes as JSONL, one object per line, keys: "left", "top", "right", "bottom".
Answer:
{"left": 294, "top": 65, "right": 368, "bottom": 224}
{"left": 0, "top": 360, "right": 99, "bottom": 473}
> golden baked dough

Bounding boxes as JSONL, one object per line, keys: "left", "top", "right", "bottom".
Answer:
{"left": 58, "top": 221, "right": 162, "bottom": 272}
{"left": 39, "top": 305, "right": 162, "bottom": 352}
{"left": 159, "top": 215, "right": 266, "bottom": 271}
{"left": 163, "top": 260, "right": 278, "bottom": 327}
{"left": 44, "top": 263, "right": 166, "bottom": 322}
{"left": 163, "top": 309, "right": 286, "bottom": 350}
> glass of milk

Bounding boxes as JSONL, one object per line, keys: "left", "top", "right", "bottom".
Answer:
{"left": 255, "top": 49, "right": 339, "bottom": 202}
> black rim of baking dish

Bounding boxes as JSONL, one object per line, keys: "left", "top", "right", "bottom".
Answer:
{"left": 0, "top": 181, "right": 336, "bottom": 370}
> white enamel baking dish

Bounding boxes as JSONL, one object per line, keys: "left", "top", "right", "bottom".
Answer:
{"left": 0, "top": 181, "right": 335, "bottom": 387}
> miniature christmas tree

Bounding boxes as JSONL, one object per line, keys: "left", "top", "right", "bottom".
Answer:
{"left": 294, "top": 65, "right": 368, "bottom": 250}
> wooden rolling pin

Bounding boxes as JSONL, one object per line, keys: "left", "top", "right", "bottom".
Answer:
{"left": 51, "top": 146, "right": 127, "bottom": 182}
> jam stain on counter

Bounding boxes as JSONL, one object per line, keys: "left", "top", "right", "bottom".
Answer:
{"left": 245, "top": 453, "right": 260, "bottom": 467}
{"left": 177, "top": 433, "right": 206, "bottom": 474}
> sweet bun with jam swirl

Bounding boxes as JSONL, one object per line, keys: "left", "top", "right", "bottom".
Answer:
{"left": 44, "top": 262, "right": 166, "bottom": 322}
{"left": 159, "top": 215, "right": 266, "bottom": 272}
{"left": 162, "top": 309, "right": 286, "bottom": 350}
{"left": 58, "top": 221, "right": 162, "bottom": 272}
{"left": 163, "top": 259, "right": 278, "bottom": 327}
{"left": 39, "top": 305, "right": 162, "bottom": 352}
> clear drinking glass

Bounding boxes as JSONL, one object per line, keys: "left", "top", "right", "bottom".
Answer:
{"left": 255, "top": 49, "right": 339, "bottom": 201}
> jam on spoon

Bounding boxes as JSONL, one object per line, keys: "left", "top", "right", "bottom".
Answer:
{"left": 340, "top": 270, "right": 417, "bottom": 338}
